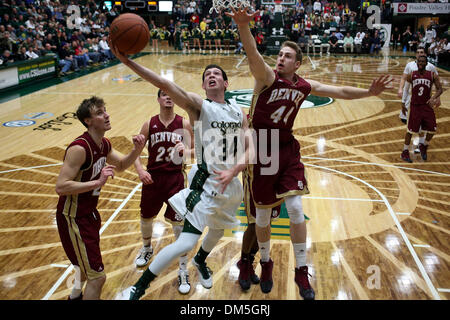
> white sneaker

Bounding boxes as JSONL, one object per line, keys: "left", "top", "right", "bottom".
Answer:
{"left": 135, "top": 246, "right": 153, "bottom": 267}
{"left": 178, "top": 269, "right": 191, "bottom": 294}
{"left": 192, "top": 257, "right": 213, "bottom": 289}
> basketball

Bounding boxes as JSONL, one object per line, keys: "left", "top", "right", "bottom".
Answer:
{"left": 109, "top": 13, "right": 149, "bottom": 55}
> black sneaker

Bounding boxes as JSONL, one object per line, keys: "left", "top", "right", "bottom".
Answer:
{"left": 129, "top": 284, "right": 148, "bottom": 300}
{"left": 192, "top": 257, "right": 213, "bottom": 289}
{"left": 295, "top": 266, "right": 315, "bottom": 300}
{"left": 259, "top": 259, "right": 273, "bottom": 294}
{"left": 419, "top": 143, "right": 428, "bottom": 161}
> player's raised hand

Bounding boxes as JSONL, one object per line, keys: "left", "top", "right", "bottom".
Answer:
{"left": 225, "top": 7, "right": 260, "bottom": 26}
{"left": 99, "top": 165, "right": 116, "bottom": 186}
{"left": 368, "top": 75, "right": 393, "bottom": 96}
{"left": 108, "top": 36, "right": 128, "bottom": 62}
{"left": 132, "top": 134, "right": 146, "bottom": 151}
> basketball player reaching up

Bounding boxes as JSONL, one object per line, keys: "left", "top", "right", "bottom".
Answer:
{"left": 401, "top": 55, "right": 442, "bottom": 163}
{"left": 55, "top": 96, "right": 146, "bottom": 300}
{"left": 227, "top": 7, "right": 392, "bottom": 300}
{"left": 109, "top": 41, "right": 254, "bottom": 300}
{"left": 133, "top": 89, "right": 194, "bottom": 295}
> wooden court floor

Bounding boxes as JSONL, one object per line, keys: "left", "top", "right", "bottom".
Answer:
{"left": 0, "top": 51, "right": 449, "bottom": 300}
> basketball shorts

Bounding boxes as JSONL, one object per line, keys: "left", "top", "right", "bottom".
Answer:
{"left": 168, "top": 164, "right": 242, "bottom": 231}
{"left": 250, "top": 139, "right": 309, "bottom": 208}
{"left": 243, "top": 169, "right": 281, "bottom": 224}
{"left": 56, "top": 210, "right": 105, "bottom": 280}
{"left": 407, "top": 104, "right": 437, "bottom": 134}
{"left": 140, "top": 170, "right": 186, "bottom": 225}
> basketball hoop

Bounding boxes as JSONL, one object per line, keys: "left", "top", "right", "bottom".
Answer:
{"left": 274, "top": 0, "right": 283, "bottom": 13}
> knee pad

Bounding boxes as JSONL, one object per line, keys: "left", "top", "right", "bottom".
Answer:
{"left": 255, "top": 208, "right": 272, "bottom": 228}
{"left": 285, "top": 195, "right": 305, "bottom": 224}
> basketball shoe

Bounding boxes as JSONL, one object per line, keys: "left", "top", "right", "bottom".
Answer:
{"left": 295, "top": 266, "right": 315, "bottom": 300}
{"left": 401, "top": 149, "right": 412, "bottom": 163}
{"left": 237, "top": 256, "right": 260, "bottom": 291}
{"left": 135, "top": 246, "right": 153, "bottom": 267}
{"left": 419, "top": 143, "right": 428, "bottom": 161}
{"left": 192, "top": 257, "right": 213, "bottom": 289}
{"left": 177, "top": 269, "right": 191, "bottom": 294}
{"left": 259, "top": 259, "right": 273, "bottom": 293}
{"left": 67, "top": 293, "right": 83, "bottom": 300}
{"left": 129, "top": 284, "right": 148, "bottom": 300}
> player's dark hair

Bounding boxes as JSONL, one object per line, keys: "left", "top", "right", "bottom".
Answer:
{"left": 281, "top": 41, "right": 303, "bottom": 62}
{"left": 157, "top": 89, "right": 162, "bottom": 97}
{"left": 418, "top": 55, "right": 428, "bottom": 63}
{"left": 202, "top": 64, "right": 228, "bottom": 82}
{"left": 76, "top": 96, "right": 105, "bottom": 128}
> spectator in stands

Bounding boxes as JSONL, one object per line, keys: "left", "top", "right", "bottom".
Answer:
{"left": 343, "top": 32, "right": 354, "bottom": 53}
{"left": 1, "top": 49, "right": 15, "bottom": 65}
{"left": 370, "top": 30, "right": 382, "bottom": 55}
{"left": 297, "top": 31, "right": 308, "bottom": 54}
{"left": 25, "top": 45, "right": 39, "bottom": 59}
{"left": 354, "top": 32, "right": 364, "bottom": 54}
{"left": 72, "top": 40, "right": 89, "bottom": 68}
{"left": 98, "top": 35, "right": 113, "bottom": 60}
{"left": 255, "top": 30, "right": 265, "bottom": 54}
{"left": 58, "top": 42, "right": 75, "bottom": 75}
{"left": 17, "top": 46, "right": 28, "bottom": 61}
{"left": 313, "top": 0, "right": 322, "bottom": 15}
{"left": 437, "top": 38, "right": 449, "bottom": 66}
{"left": 402, "top": 26, "right": 412, "bottom": 52}
{"left": 329, "top": 31, "right": 338, "bottom": 53}
{"left": 335, "top": 28, "right": 344, "bottom": 40}
{"left": 391, "top": 26, "right": 401, "bottom": 51}
{"left": 321, "top": 32, "right": 331, "bottom": 55}
{"left": 362, "top": 33, "right": 371, "bottom": 54}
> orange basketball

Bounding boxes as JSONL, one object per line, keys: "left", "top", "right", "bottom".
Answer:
{"left": 109, "top": 13, "right": 149, "bottom": 55}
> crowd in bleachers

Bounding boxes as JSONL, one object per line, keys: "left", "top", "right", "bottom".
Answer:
{"left": 0, "top": 0, "right": 448, "bottom": 77}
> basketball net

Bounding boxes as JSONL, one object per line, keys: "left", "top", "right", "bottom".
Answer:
{"left": 209, "top": 0, "right": 251, "bottom": 14}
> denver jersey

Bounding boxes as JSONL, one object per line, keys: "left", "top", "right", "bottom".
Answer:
{"left": 250, "top": 70, "right": 311, "bottom": 143}
{"left": 411, "top": 70, "right": 433, "bottom": 106}
{"left": 56, "top": 132, "right": 111, "bottom": 218}
{"left": 147, "top": 114, "right": 184, "bottom": 172}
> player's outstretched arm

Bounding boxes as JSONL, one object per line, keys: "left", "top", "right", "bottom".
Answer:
{"left": 109, "top": 39, "right": 203, "bottom": 119}
{"left": 107, "top": 134, "right": 146, "bottom": 172}
{"left": 226, "top": 7, "right": 274, "bottom": 88}
{"left": 308, "top": 75, "right": 393, "bottom": 99}
{"left": 55, "top": 146, "right": 115, "bottom": 196}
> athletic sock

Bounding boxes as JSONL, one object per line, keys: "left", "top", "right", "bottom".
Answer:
{"left": 136, "top": 268, "right": 156, "bottom": 288}
{"left": 419, "top": 136, "right": 425, "bottom": 144}
{"left": 258, "top": 240, "right": 271, "bottom": 263}
{"left": 194, "top": 246, "right": 210, "bottom": 264}
{"left": 293, "top": 243, "right": 307, "bottom": 268}
{"left": 179, "top": 254, "right": 188, "bottom": 271}
{"left": 403, "top": 144, "right": 409, "bottom": 151}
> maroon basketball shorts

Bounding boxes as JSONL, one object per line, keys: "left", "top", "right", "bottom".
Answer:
{"left": 56, "top": 210, "right": 105, "bottom": 280}
{"left": 243, "top": 169, "right": 281, "bottom": 224}
{"left": 407, "top": 104, "right": 437, "bottom": 133}
{"left": 249, "top": 139, "right": 309, "bottom": 208}
{"left": 140, "top": 170, "right": 186, "bottom": 224}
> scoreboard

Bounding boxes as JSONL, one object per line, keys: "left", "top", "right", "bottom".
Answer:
{"left": 103, "top": 1, "right": 173, "bottom": 13}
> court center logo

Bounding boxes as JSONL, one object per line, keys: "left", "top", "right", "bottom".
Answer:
{"left": 225, "top": 89, "right": 333, "bottom": 109}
